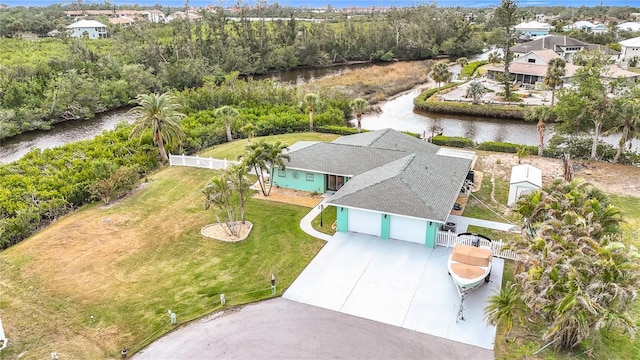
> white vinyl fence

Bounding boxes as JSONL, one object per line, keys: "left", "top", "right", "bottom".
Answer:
{"left": 169, "top": 154, "right": 240, "bottom": 170}
{"left": 436, "top": 230, "right": 522, "bottom": 261}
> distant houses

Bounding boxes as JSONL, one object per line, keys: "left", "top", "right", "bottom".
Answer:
{"left": 66, "top": 20, "right": 108, "bottom": 39}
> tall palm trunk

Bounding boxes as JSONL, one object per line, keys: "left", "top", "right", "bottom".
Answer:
{"left": 591, "top": 121, "right": 602, "bottom": 161}
{"left": 308, "top": 106, "right": 314, "bottom": 131}
{"left": 537, "top": 120, "right": 545, "bottom": 156}
{"left": 225, "top": 120, "right": 233, "bottom": 142}
{"left": 613, "top": 124, "right": 630, "bottom": 164}
{"left": 155, "top": 130, "right": 168, "bottom": 163}
{"left": 357, "top": 112, "right": 362, "bottom": 133}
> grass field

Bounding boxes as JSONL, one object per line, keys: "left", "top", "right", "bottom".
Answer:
{"left": 199, "top": 132, "right": 339, "bottom": 160}
{"left": 304, "top": 60, "right": 432, "bottom": 104}
{"left": 311, "top": 205, "right": 338, "bottom": 236}
{"left": 0, "top": 166, "right": 325, "bottom": 359}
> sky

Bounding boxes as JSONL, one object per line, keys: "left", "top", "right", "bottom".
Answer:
{"left": 4, "top": 0, "right": 640, "bottom": 9}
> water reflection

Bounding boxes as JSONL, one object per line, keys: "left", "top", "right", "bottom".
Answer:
{"left": 0, "top": 109, "right": 134, "bottom": 164}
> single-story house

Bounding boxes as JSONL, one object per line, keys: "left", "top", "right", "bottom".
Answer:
{"left": 508, "top": 164, "right": 542, "bottom": 206}
{"left": 66, "top": 19, "right": 108, "bottom": 39}
{"left": 515, "top": 21, "right": 551, "bottom": 37}
{"left": 272, "top": 129, "right": 475, "bottom": 247}
{"left": 619, "top": 36, "right": 640, "bottom": 64}
{"left": 511, "top": 35, "right": 619, "bottom": 62}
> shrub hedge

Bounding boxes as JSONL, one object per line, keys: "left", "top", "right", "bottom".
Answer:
{"left": 460, "top": 60, "right": 487, "bottom": 78}
{"left": 431, "top": 135, "right": 475, "bottom": 148}
{"left": 414, "top": 82, "right": 526, "bottom": 119}
{"left": 477, "top": 141, "right": 537, "bottom": 154}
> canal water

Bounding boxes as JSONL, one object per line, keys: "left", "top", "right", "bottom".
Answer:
{"left": 1, "top": 61, "right": 636, "bottom": 164}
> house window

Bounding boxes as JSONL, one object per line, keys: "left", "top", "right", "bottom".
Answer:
{"left": 306, "top": 173, "right": 314, "bottom": 182}
{"left": 278, "top": 169, "right": 286, "bottom": 177}
{"left": 528, "top": 58, "right": 535, "bottom": 63}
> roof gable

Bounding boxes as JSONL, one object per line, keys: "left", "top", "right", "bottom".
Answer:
{"left": 332, "top": 128, "right": 440, "bottom": 154}
{"left": 619, "top": 36, "right": 640, "bottom": 48}
{"left": 327, "top": 152, "right": 472, "bottom": 223}
{"left": 511, "top": 36, "right": 588, "bottom": 54}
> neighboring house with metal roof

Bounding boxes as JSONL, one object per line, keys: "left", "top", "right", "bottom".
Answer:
{"left": 616, "top": 22, "right": 640, "bottom": 32}
{"left": 66, "top": 19, "right": 108, "bottom": 39}
{"left": 486, "top": 48, "right": 638, "bottom": 86}
{"left": 515, "top": 21, "right": 551, "bottom": 37}
{"left": 562, "top": 21, "right": 608, "bottom": 34}
{"left": 619, "top": 36, "right": 640, "bottom": 65}
{"left": 511, "top": 35, "right": 619, "bottom": 61}
{"left": 272, "top": 129, "right": 474, "bottom": 247}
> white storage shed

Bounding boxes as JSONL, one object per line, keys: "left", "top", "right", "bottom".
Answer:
{"left": 508, "top": 164, "right": 542, "bottom": 206}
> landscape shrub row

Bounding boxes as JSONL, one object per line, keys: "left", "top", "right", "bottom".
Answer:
{"left": 431, "top": 135, "right": 640, "bottom": 165}
{"left": 414, "top": 94, "right": 526, "bottom": 119}
{"left": 477, "top": 141, "right": 537, "bottom": 154}
{"left": 460, "top": 60, "right": 487, "bottom": 78}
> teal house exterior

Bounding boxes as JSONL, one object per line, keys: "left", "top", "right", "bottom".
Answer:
{"left": 273, "top": 129, "right": 475, "bottom": 247}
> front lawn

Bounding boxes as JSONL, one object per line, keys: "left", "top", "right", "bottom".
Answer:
{"left": 311, "top": 205, "right": 337, "bottom": 235}
{"left": 0, "top": 166, "right": 325, "bottom": 359}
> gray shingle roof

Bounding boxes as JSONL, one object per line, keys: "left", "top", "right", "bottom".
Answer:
{"left": 284, "top": 142, "right": 409, "bottom": 176}
{"left": 326, "top": 152, "right": 472, "bottom": 223}
{"left": 511, "top": 36, "right": 588, "bottom": 54}
{"left": 332, "top": 128, "right": 440, "bottom": 154}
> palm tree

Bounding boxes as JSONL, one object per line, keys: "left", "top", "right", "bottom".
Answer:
{"left": 456, "top": 57, "right": 469, "bottom": 67}
{"left": 430, "top": 62, "right": 451, "bottom": 93}
{"left": 240, "top": 140, "right": 290, "bottom": 196}
{"left": 606, "top": 89, "right": 640, "bottom": 163}
{"left": 544, "top": 58, "right": 566, "bottom": 107}
{"left": 349, "top": 98, "right": 368, "bottom": 133}
{"left": 128, "top": 92, "right": 186, "bottom": 164}
{"left": 512, "top": 180, "right": 637, "bottom": 350}
{"left": 228, "top": 164, "right": 251, "bottom": 224}
{"left": 525, "top": 105, "right": 553, "bottom": 156}
{"left": 215, "top": 105, "right": 240, "bottom": 143}
{"left": 202, "top": 172, "right": 237, "bottom": 236}
{"left": 240, "top": 122, "right": 258, "bottom": 144}
{"left": 465, "top": 81, "right": 486, "bottom": 104}
{"left": 484, "top": 282, "right": 526, "bottom": 341}
{"left": 488, "top": 51, "right": 502, "bottom": 65}
{"left": 302, "top": 93, "right": 321, "bottom": 131}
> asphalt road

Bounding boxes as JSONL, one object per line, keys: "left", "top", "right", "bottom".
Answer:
{"left": 134, "top": 298, "right": 494, "bottom": 360}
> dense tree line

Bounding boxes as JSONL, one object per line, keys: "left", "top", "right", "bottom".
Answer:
{"left": 0, "top": 4, "right": 483, "bottom": 140}
{"left": 0, "top": 75, "right": 347, "bottom": 249}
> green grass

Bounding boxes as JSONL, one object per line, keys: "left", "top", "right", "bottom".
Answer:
{"left": 311, "top": 205, "right": 337, "bottom": 235}
{"left": 0, "top": 166, "right": 325, "bottom": 358}
{"left": 463, "top": 175, "right": 510, "bottom": 222}
{"left": 199, "top": 132, "right": 339, "bottom": 160}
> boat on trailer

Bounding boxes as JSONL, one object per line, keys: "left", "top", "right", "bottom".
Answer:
{"left": 447, "top": 233, "right": 493, "bottom": 321}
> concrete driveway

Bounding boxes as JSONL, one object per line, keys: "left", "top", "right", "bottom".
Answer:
{"left": 284, "top": 232, "right": 503, "bottom": 350}
{"left": 134, "top": 298, "right": 493, "bottom": 360}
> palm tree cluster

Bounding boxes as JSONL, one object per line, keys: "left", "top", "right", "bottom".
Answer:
{"left": 240, "top": 140, "right": 290, "bottom": 197}
{"left": 506, "top": 180, "right": 640, "bottom": 350}
{"left": 202, "top": 164, "right": 251, "bottom": 237}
